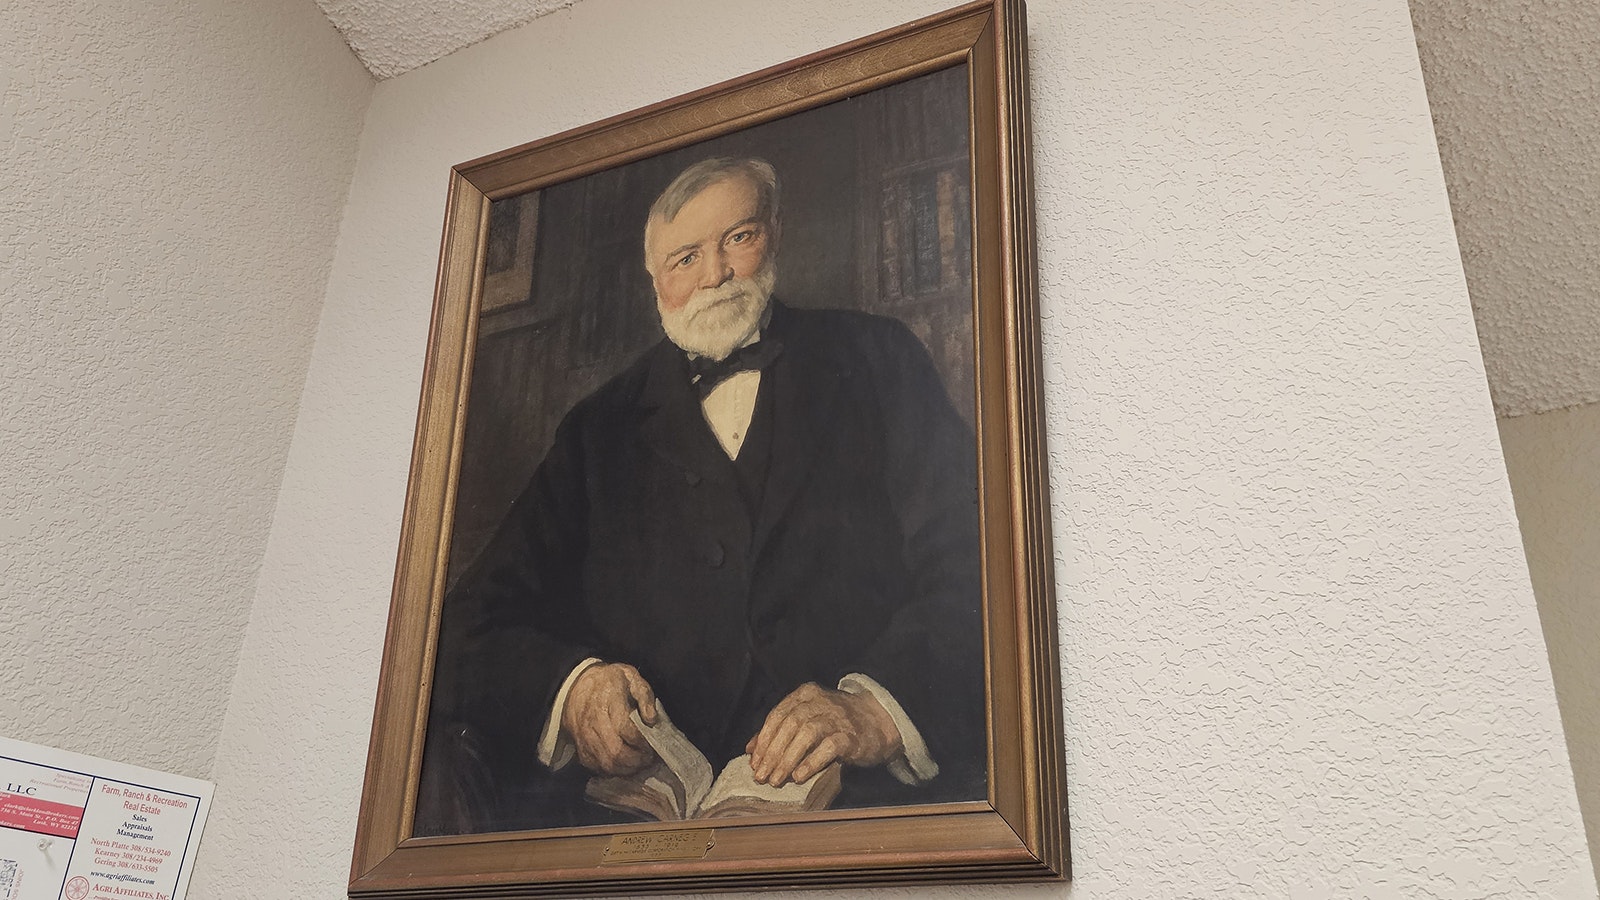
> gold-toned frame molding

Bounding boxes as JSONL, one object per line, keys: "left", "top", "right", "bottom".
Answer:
{"left": 349, "top": 1, "right": 1062, "bottom": 895}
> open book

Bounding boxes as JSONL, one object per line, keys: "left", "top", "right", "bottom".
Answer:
{"left": 584, "top": 706, "right": 842, "bottom": 821}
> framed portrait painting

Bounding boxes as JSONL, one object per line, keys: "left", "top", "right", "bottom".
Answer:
{"left": 350, "top": 1, "right": 1065, "bottom": 895}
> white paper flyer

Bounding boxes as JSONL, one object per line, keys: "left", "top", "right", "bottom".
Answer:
{"left": 0, "top": 737, "right": 212, "bottom": 900}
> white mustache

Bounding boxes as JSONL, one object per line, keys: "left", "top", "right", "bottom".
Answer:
{"left": 681, "top": 282, "right": 750, "bottom": 323}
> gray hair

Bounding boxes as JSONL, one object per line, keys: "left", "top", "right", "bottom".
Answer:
{"left": 645, "top": 158, "right": 780, "bottom": 268}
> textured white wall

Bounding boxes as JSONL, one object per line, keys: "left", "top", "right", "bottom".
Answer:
{"left": 1499, "top": 402, "right": 1600, "bottom": 888}
{"left": 195, "top": 0, "right": 1596, "bottom": 895}
{"left": 0, "top": 0, "right": 371, "bottom": 777}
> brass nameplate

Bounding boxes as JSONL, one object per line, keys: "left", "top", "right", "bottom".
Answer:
{"left": 601, "top": 829, "right": 715, "bottom": 864}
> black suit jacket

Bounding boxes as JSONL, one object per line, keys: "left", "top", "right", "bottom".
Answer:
{"left": 426, "top": 302, "right": 985, "bottom": 831}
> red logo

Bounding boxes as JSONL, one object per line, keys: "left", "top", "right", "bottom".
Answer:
{"left": 64, "top": 876, "right": 90, "bottom": 900}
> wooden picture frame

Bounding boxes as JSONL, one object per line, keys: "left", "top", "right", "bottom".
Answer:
{"left": 350, "top": 1, "right": 1064, "bottom": 895}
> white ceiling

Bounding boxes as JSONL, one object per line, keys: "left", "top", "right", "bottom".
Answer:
{"left": 314, "top": 0, "right": 1600, "bottom": 419}
{"left": 314, "top": 0, "right": 575, "bottom": 80}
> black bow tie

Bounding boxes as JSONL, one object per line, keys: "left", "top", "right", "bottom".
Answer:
{"left": 688, "top": 339, "right": 783, "bottom": 397}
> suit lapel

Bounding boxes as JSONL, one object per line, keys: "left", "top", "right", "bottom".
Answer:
{"left": 751, "top": 307, "right": 845, "bottom": 559}
{"left": 637, "top": 343, "right": 741, "bottom": 496}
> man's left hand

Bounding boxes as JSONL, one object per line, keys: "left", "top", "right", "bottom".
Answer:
{"left": 745, "top": 682, "right": 902, "bottom": 787}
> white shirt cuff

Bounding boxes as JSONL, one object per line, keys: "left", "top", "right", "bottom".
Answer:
{"left": 837, "top": 673, "right": 939, "bottom": 784}
{"left": 536, "top": 657, "right": 603, "bottom": 770}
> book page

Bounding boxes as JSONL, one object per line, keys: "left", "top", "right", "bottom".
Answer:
{"left": 698, "top": 754, "right": 838, "bottom": 816}
{"left": 584, "top": 761, "right": 683, "bottom": 821}
{"left": 631, "top": 707, "right": 714, "bottom": 816}
{"left": 640, "top": 771, "right": 685, "bottom": 821}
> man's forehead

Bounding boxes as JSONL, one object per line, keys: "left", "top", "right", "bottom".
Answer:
{"left": 647, "top": 175, "right": 764, "bottom": 249}
{"left": 668, "top": 175, "right": 760, "bottom": 221}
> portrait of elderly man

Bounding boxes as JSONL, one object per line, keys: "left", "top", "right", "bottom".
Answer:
{"left": 422, "top": 155, "right": 986, "bottom": 833}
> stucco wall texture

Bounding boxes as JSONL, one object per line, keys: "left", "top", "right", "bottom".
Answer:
{"left": 0, "top": 0, "right": 372, "bottom": 777}
{"left": 1500, "top": 403, "right": 1600, "bottom": 888}
{"left": 1410, "top": 0, "right": 1600, "bottom": 418}
{"left": 188, "top": 0, "right": 1595, "bottom": 896}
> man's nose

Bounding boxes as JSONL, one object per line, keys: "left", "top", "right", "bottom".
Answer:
{"left": 701, "top": 247, "right": 734, "bottom": 287}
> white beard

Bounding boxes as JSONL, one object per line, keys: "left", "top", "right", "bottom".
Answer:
{"left": 658, "top": 262, "right": 776, "bottom": 361}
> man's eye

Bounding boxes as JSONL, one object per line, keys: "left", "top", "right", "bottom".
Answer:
{"left": 676, "top": 252, "right": 697, "bottom": 268}
{"left": 728, "top": 229, "right": 755, "bottom": 245}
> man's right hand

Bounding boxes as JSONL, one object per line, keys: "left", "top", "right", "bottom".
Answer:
{"left": 561, "top": 662, "right": 660, "bottom": 776}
